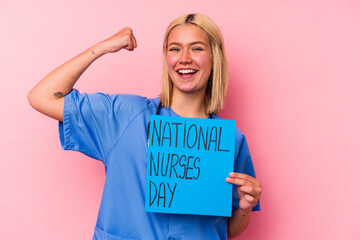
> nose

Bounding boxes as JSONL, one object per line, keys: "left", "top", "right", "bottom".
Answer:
{"left": 179, "top": 49, "right": 192, "bottom": 64}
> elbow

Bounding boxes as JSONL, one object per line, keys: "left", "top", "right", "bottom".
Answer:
{"left": 27, "top": 89, "right": 36, "bottom": 109}
{"left": 27, "top": 88, "right": 46, "bottom": 112}
{"left": 27, "top": 89, "right": 40, "bottom": 110}
{"left": 27, "top": 88, "right": 64, "bottom": 122}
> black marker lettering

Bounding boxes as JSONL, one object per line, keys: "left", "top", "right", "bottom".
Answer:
{"left": 208, "top": 126, "right": 218, "bottom": 151}
{"left": 161, "top": 121, "right": 172, "bottom": 147}
{"left": 157, "top": 182, "right": 166, "bottom": 207}
{"left": 185, "top": 156, "right": 194, "bottom": 180}
{"left": 149, "top": 181, "right": 157, "bottom": 206}
{"left": 161, "top": 153, "right": 170, "bottom": 176}
{"left": 170, "top": 154, "right": 179, "bottom": 178}
{"left": 183, "top": 121, "right": 187, "bottom": 148}
{"left": 171, "top": 122, "right": 182, "bottom": 147}
{"left": 198, "top": 126, "right": 208, "bottom": 150}
{"left": 167, "top": 183, "right": 177, "bottom": 208}
{"left": 193, "top": 157, "right": 200, "bottom": 180}
{"left": 149, "top": 152, "right": 159, "bottom": 176}
{"left": 186, "top": 124, "right": 198, "bottom": 149}
{"left": 151, "top": 120, "right": 162, "bottom": 146}
{"left": 178, "top": 155, "right": 187, "bottom": 179}
{"left": 217, "top": 127, "right": 230, "bottom": 152}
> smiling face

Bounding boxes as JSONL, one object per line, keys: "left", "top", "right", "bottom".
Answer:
{"left": 166, "top": 24, "right": 213, "bottom": 97}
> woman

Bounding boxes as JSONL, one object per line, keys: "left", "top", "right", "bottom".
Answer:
{"left": 28, "top": 13, "right": 261, "bottom": 240}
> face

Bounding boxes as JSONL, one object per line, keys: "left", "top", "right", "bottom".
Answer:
{"left": 166, "top": 24, "right": 213, "bottom": 96}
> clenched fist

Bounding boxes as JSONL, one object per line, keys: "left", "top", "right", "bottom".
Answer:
{"left": 98, "top": 27, "right": 137, "bottom": 53}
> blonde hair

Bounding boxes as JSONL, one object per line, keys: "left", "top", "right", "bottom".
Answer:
{"left": 160, "top": 13, "right": 229, "bottom": 114}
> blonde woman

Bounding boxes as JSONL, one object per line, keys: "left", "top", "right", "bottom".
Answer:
{"left": 28, "top": 13, "right": 261, "bottom": 240}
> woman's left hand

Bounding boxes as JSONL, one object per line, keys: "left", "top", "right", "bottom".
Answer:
{"left": 226, "top": 172, "right": 262, "bottom": 213}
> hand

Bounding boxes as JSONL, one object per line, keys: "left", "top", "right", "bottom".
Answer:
{"left": 98, "top": 27, "right": 137, "bottom": 53}
{"left": 226, "top": 173, "right": 262, "bottom": 213}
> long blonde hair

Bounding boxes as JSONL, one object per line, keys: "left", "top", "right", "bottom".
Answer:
{"left": 160, "top": 13, "right": 229, "bottom": 114}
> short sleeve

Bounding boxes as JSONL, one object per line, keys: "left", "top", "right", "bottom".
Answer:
{"left": 58, "top": 89, "right": 148, "bottom": 162}
{"left": 232, "top": 133, "right": 261, "bottom": 212}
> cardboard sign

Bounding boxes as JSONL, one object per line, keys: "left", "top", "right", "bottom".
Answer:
{"left": 145, "top": 115, "right": 235, "bottom": 217}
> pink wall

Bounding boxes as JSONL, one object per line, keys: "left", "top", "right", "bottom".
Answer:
{"left": 1, "top": 0, "right": 359, "bottom": 239}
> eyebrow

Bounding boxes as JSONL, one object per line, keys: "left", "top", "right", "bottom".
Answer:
{"left": 168, "top": 41, "right": 207, "bottom": 47}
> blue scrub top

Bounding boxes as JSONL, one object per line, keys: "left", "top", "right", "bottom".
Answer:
{"left": 59, "top": 89, "right": 259, "bottom": 240}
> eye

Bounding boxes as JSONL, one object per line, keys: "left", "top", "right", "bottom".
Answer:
{"left": 169, "top": 47, "right": 180, "bottom": 52}
{"left": 193, "top": 47, "right": 204, "bottom": 51}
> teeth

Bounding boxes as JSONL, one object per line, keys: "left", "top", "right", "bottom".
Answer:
{"left": 178, "top": 69, "right": 196, "bottom": 74}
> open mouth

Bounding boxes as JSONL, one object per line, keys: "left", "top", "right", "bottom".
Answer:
{"left": 176, "top": 69, "right": 198, "bottom": 78}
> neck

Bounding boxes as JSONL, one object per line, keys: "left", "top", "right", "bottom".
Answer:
{"left": 170, "top": 90, "right": 208, "bottom": 118}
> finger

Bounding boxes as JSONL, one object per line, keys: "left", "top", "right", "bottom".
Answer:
{"left": 239, "top": 191, "right": 258, "bottom": 206}
{"left": 229, "top": 172, "right": 256, "bottom": 182}
{"left": 123, "top": 27, "right": 132, "bottom": 34}
{"left": 229, "top": 172, "right": 261, "bottom": 186}
{"left": 245, "top": 194, "right": 254, "bottom": 202}
{"left": 133, "top": 35, "right": 137, "bottom": 48}
{"left": 125, "top": 38, "right": 135, "bottom": 51}
{"left": 130, "top": 38, "right": 136, "bottom": 50}
{"left": 239, "top": 198, "right": 253, "bottom": 211}
{"left": 244, "top": 194, "right": 259, "bottom": 207}
{"left": 225, "top": 177, "right": 256, "bottom": 187}
{"left": 239, "top": 185, "right": 262, "bottom": 199}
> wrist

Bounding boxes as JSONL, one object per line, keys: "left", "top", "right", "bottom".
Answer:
{"left": 91, "top": 43, "right": 108, "bottom": 56}
{"left": 237, "top": 208, "right": 252, "bottom": 217}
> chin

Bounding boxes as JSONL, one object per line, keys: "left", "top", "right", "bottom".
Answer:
{"left": 174, "top": 84, "right": 205, "bottom": 94}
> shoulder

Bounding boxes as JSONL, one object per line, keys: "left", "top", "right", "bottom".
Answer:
{"left": 67, "top": 89, "right": 158, "bottom": 113}
{"left": 109, "top": 93, "right": 155, "bottom": 109}
{"left": 111, "top": 94, "right": 160, "bottom": 115}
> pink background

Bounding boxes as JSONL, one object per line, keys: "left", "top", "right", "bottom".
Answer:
{"left": 1, "top": 0, "right": 360, "bottom": 239}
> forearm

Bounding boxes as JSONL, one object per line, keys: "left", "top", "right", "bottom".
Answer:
{"left": 228, "top": 208, "right": 251, "bottom": 239}
{"left": 35, "top": 43, "right": 107, "bottom": 95}
{"left": 28, "top": 43, "right": 107, "bottom": 120}
{"left": 28, "top": 27, "right": 136, "bottom": 121}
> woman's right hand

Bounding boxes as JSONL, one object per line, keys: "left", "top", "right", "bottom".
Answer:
{"left": 99, "top": 27, "right": 137, "bottom": 53}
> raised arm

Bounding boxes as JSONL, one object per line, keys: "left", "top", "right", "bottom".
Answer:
{"left": 27, "top": 27, "right": 137, "bottom": 121}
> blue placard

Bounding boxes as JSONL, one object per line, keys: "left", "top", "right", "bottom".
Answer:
{"left": 145, "top": 115, "right": 235, "bottom": 217}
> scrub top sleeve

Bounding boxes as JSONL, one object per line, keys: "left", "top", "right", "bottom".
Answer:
{"left": 58, "top": 89, "right": 134, "bottom": 162}
{"left": 232, "top": 134, "right": 261, "bottom": 212}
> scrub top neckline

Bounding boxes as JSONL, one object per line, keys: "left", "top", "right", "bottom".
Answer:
{"left": 167, "top": 104, "right": 212, "bottom": 119}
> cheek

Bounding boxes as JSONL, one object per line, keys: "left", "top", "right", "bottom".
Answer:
{"left": 166, "top": 54, "right": 177, "bottom": 70}
{"left": 194, "top": 54, "right": 212, "bottom": 72}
